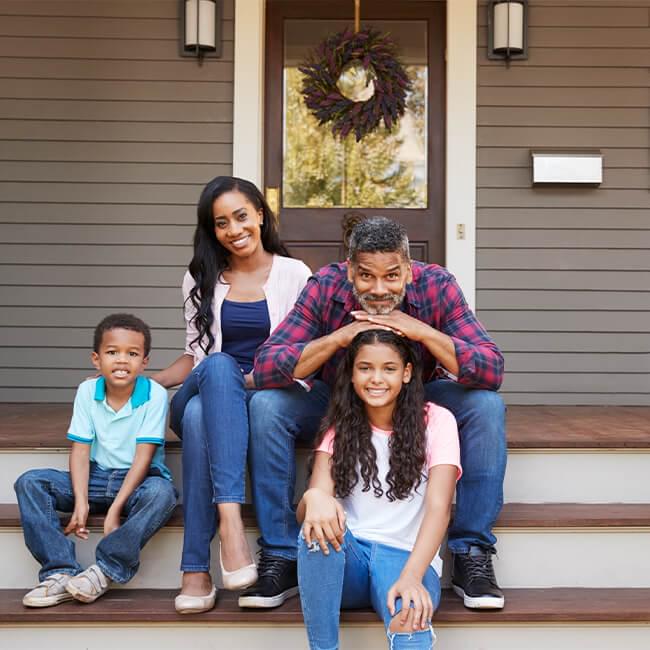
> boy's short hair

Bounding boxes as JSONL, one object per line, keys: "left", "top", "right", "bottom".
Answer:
{"left": 93, "top": 313, "right": 152, "bottom": 357}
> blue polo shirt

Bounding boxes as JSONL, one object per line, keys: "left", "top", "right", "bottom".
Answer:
{"left": 67, "top": 376, "right": 172, "bottom": 481}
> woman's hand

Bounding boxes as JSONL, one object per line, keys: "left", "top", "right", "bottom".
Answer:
{"left": 387, "top": 572, "right": 433, "bottom": 631}
{"left": 301, "top": 488, "right": 346, "bottom": 554}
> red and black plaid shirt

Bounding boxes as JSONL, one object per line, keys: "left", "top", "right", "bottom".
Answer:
{"left": 253, "top": 262, "right": 504, "bottom": 391}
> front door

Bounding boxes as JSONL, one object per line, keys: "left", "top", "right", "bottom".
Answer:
{"left": 264, "top": 0, "right": 446, "bottom": 270}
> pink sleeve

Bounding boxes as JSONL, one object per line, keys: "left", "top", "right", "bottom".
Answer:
{"left": 425, "top": 404, "right": 462, "bottom": 481}
{"left": 316, "top": 428, "right": 335, "bottom": 455}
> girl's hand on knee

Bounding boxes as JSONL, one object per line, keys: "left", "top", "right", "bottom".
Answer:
{"left": 387, "top": 574, "right": 433, "bottom": 631}
{"left": 302, "top": 489, "right": 346, "bottom": 554}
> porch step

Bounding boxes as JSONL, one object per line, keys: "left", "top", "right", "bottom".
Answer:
{"left": 2, "top": 587, "right": 650, "bottom": 624}
{"left": 4, "top": 502, "right": 650, "bottom": 530}
{"left": 1, "top": 503, "right": 649, "bottom": 590}
{"left": 2, "top": 588, "right": 650, "bottom": 650}
{"left": 3, "top": 404, "right": 649, "bottom": 450}
{"left": 1, "top": 405, "right": 649, "bottom": 504}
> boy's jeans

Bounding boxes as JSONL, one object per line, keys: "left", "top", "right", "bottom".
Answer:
{"left": 14, "top": 463, "right": 177, "bottom": 583}
{"left": 298, "top": 529, "right": 440, "bottom": 650}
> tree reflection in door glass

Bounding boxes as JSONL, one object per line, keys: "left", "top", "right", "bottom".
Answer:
{"left": 282, "top": 20, "right": 428, "bottom": 209}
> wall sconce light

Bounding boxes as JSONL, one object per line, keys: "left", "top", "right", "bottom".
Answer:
{"left": 180, "top": 0, "right": 222, "bottom": 63}
{"left": 487, "top": 0, "right": 528, "bottom": 61}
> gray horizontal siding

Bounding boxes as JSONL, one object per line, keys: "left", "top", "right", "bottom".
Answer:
{"left": 0, "top": 0, "right": 234, "bottom": 402}
{"left": 477, "top": 1, "right": 650, "bottom": 405}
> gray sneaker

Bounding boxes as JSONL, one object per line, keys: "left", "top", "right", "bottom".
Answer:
{"left": 23, "top": 573, "right": 74, "bottom": 608}
{"left": 65, "top": 564, "right": 111, "bottom": 603}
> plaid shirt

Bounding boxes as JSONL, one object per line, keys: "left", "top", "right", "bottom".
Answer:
{"left": 253, "top": 261, "right": 504, "bottom": 391}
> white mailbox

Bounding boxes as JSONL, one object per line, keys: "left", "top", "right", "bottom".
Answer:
{"left": 531, "top": 150, "right": 603, "bottom": 185}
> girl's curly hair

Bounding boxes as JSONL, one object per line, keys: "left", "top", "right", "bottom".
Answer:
{"left": 315, "top": 329, "right": 427, "bottom": 501}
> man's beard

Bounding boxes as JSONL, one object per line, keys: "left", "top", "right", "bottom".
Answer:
{"left": 353, "top": 285, "right": 406, "bottom": 315}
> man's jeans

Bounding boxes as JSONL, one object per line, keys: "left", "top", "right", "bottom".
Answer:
{"left": 169, "top": 352, "right": 254, "bottom": 572}
{"left": 248, "top": 378, "right": 506, "bottom": 559}
{"left": 298, "top": 529, "right": 440, "bottom": 650}
{"left": 14, "top": 464, "right": 177, "bottom": 583}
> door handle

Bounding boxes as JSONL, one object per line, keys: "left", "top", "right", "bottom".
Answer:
{"left": 265, "top": 187, "right": 280, "bottom": 224}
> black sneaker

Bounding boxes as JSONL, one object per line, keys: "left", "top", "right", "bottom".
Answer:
{"left": 451, "top": 546, "right": 505, "bottom": 609}
{"left": 237, "top": 552, "right": 298, "bottom": 608}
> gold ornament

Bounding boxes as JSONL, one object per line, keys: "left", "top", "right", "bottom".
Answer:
{"left": 336, "top": 60, "right": 376, "bottom": 102}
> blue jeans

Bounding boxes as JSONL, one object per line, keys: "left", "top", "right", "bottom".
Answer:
{"left": 169, "top": 352, "right": 254, "bottom": 572}
{"left": 248, "top": 380, "right": 331, "bottom": 560}
{"left": 248, "top": 379, "right": 505, "bottom": 559}
{"left": 298, "top": 529, "right": 440, "bottom": 650}
{"left": 14, "top": 464, "right": 177, "bottom": 583}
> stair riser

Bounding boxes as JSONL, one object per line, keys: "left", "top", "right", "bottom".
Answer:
{"left": 1, "top": 528, "right": 649, "bottom": 590}
{"left": 3, "top": 624, "right": 650, "bottom": 650}
{"left": 1, "top": 449, "right": 649, "bottom": 504}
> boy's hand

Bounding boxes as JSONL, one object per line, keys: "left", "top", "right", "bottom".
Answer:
{"left": 302, "top": 488, "right": 346, "bottom": 554}
{"left": 64, "top": 502, "right": 89, "bottom": 539}
{"left": 103, "top": 505, "right": 122, "bottom": 536}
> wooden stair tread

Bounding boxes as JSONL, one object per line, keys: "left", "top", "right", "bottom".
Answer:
{"left": 1, "top": 588, "right": 649, "bottom": 624}
{"left": 1, "top": 404, "right": 649, "bottom": 450}
{"left": 1, "top": 503, "right": 649, "bottom": 529}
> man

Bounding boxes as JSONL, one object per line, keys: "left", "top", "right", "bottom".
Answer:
{"left": 240, "top": 217, "right": 506, "bottom": 611}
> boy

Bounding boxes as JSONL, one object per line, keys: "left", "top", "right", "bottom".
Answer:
{"left": 14, "top": 313, "right": 177, "bottom": 607}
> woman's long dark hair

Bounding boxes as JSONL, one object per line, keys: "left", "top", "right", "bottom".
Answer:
{"left": 316, "top": 329, "right": 428, "bottom": 501}
{"left": 187, "top": 176, "right": 289, "bottom": 354}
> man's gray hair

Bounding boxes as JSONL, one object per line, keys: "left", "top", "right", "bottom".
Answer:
{"left": 348, "top": 216, "right": 410, "bottom": 262}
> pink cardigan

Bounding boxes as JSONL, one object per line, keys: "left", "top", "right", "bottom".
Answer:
{"left": 182, "top": 255, "right": 312, "bottom": 367}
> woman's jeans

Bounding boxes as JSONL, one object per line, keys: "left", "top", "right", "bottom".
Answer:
{"left": 248, "top": 378, "right": 506, "bottom": 559}
{"left": 298, "top": 529, "right": 440, "bottom": 650}
{"left": 14, "top": 463, "right": 177, "bottom": 584}
{"left": 169, "top": 352, "right": 254, "bottom": 572}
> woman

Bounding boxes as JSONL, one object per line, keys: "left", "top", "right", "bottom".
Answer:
{"left": 152, "top": 176, "right": 311, "bottom": 613}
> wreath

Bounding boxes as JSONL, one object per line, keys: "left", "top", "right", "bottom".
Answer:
{"left": 299, "top": 27, "right": 411, "bottom": 142}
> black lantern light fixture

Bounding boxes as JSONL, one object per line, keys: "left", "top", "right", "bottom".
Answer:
{"left": 180, "top": 0, "right": 222, "bottom": 63}
{"left": 487, "top": 0, "right": 528, "bottom": 62}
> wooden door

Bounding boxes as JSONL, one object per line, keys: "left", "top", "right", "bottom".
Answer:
{"left": 265, "top": 0, "right": 446, "bottom": 269}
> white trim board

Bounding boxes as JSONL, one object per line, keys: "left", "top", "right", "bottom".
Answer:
{"left": 232, "top": 0, "right": 477, "bottom": 307}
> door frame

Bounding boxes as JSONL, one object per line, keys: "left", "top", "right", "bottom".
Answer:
{"left": 232, "top": 0, "right": 477, "bottom": 307}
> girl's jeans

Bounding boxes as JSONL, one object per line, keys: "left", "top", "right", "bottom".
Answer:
{"left": 169, "top": 352, "right": 254, "bottom": 572}
{"left": 14, "top": 463, "right": 177, "bottom": 583}
{"left": 298, "top": 529, "right": 440, "bottom": 650}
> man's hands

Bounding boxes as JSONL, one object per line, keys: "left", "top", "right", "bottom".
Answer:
{"left": 301, "top": 488, "right": 346, "bottom": 554}
{"left": 352, "top": 310, "right": 431, "bottom": 342}
{"left": 353, "top": 310, "right": 460, "bottom": 376}
{"left": 64, "top": 502, "right": 89, "bottom": 539}
{"left": 332, "top": 319, "right": 392, "bottom": 349}
{"left": 387, "top": 571, "right": 434, "bottom": 632}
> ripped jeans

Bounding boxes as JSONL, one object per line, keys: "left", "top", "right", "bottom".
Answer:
{"left": 297, "top": 529, "right": 440, "bottom": 650}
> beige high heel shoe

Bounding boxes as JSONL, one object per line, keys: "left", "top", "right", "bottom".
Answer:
{"left": 219, "top": 546, "right": 258, "bottom": 591}
{"left": 174, "top": 585, "right": 218, "bottom": 614}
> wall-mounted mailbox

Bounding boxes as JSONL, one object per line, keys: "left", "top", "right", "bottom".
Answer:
{"left": 531, "top": 150, "right": 602, "bottom": 186}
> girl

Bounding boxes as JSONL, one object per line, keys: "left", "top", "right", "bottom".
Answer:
{"left": 152, "top": 176, "right": 311, "bottom": 613}
{"left": 297, "top": 330, "right": 461, "bottom": 649}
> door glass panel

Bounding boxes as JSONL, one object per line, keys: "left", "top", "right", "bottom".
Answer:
{"left": 282, "top": 20, "right": 428, "bottom": 209}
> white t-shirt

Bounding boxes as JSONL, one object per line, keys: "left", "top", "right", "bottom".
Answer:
{"left": 317, "top": 402, "right": 462, "bottom": 576}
